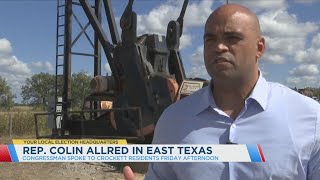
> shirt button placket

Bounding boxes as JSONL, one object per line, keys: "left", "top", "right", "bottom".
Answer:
{"left": 229, "top": 123, "right": 237, "bottom": 143}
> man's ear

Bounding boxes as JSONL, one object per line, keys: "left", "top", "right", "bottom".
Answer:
{"left": 256, "top": 37, "right": 265, "bottom": 58}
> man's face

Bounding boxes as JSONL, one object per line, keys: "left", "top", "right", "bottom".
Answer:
{"left": 204, "top": 11, "right": 261, "bottom": 81}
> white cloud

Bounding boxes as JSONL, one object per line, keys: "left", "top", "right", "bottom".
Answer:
{"left": 104, "top": 63, "right": 111, "bottom": 75}
{"left": 294, "top": 33, "right": 320, "bottom": 63}
{"left": 0, "top": 72, "right": 29, "bottom": 97}
{"left": 0, "top": 39, "right": 33, "bottom": 101}
{"left": 183, "top": 0, "right": 214, "bottom": 27}
{"left": 289, "top": 64, "right": 319, "bottom": 76}
{"left": 187, "top": 46, "right": 209, "bottom": 79}
{"left": 286, "top": 75, "right": 319, "bottom": 88}
{"left": 0, "top": 38, "right": 13, "bottom": 55}
{"left": 263, "top": 54, "right": 285, "bottom": 64}
{"left": 311, "top": 33, "right": 320, "bottom": 49}
{"left": 31, "top": 61, "right": 54, "bottom": 72}
{"left": 180, "top": 34, "right": 192, "bottom": 49}
{"left": 294, "top": 0, "right": 317, "bottom": 4}
{"left": 137, "top": 4, "right": 179, "bottom": 35}
{"left": 0, "top": 55, "right": 31, "bottom": 75}
{"left": 0, "top": 56, "right": 32, "bottom": 100}
{"left": 294, "top": 49, "right": 320, "bottom": 64}
{"left": 137, "top": 0, "right": 213, "bottom": 35}
{"left": 286, "top": 64, "right": 320, "bottom": 88}
{"left": 260, "top": 10, "right": 317, "bottom": 38}
{"left": 190, "top": 46, "right": 204, "bottom": 64}
{"left": 188, "top": 64, "right": 208, "bottom": 79}
{"left": 260, "top": 69, "right": 269, "bottom": 77}
{"left": 259, "top": 10, "right": 318, "bottom": 64}
{"left": 229, "top": 0, "right": 287, "bottom": 11}
{"left": 136, "top": 0, "right": 214, "bottom": 49}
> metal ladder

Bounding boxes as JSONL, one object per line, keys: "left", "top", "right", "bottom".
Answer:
{"left": 53, "top": 0, "right": 66, "bottom": 134}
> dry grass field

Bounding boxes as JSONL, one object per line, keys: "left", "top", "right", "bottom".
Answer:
{"left": 10, "top": 105, "right": 34, "bottom": 111}
{"left": 0, "top": 110, "right": 50, "bottom": 137}
{"left": 0, "top": 106, "right": 147, "bottom": 180}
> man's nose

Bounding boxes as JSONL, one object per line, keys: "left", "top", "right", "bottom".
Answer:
{"left": 215, "top": 42, "right": 229, "bottom": 53}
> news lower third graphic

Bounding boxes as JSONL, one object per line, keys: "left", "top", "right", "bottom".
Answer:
{"left": 0, "top": 139, "right": 265, "bottom": 162}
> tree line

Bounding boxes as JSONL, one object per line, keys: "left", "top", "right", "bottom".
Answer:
{"left": 0, "top": 72, "right": 91, "bottom": 111}
{"left": 1, "top": 72, "right": 320, "bottom": 111}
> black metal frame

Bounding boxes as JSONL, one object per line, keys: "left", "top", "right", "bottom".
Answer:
{"left": 79, "top": 0, "right": 119, "bottom": 79}
{"left": 49, "top": 0, "right": 194, "bottom": 142}
{"left": 34, "top": 107, "right": 145, "bottom": 142}
{"left": 55, "top": 0, "right": 121, "bottom": 116}
{"left": 54, "top": 0, "right": 107, "bottom": 135}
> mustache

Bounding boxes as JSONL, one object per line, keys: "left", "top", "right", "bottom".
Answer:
{"left": 214, "top": 55, "right": 233, "bottom": 64}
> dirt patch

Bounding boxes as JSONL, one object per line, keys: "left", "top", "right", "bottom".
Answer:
{"left": 0, "top": 162, "right": 145, "bottom": 180}
{"left": 0, "top": 137, "right": 146, "bottom": 180}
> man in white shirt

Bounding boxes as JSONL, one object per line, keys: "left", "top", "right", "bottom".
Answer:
{"left": 124, "top": 3, "right": 320, "bottom": 180}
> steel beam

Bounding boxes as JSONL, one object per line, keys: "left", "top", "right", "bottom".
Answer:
{"left": 79, "top": 0, "right": 119, "bottom": 79}
{"left": 62, "top": 0, "right": 73, "bottom": 134}
{"left": 94, "top": 0, "right": 101, "bottom": 77}
{"left": 103, "top": 0, "right": 120, "bottom": 44}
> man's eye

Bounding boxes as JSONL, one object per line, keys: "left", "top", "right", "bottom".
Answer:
{"left": 227, "top": 36, "right": 240, "bottom": 40}
{"left": 205, "top": 37, "right": 216, "bottom": 43}
{"left": 226, "top": 35, "right": 242, "bottom": 43}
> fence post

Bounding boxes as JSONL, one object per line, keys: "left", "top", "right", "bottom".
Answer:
{"left": 9, "top": 113, "right": 13, "bottom": 138}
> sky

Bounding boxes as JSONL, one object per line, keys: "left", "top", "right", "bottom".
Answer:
{"left": 0, "top": 0, "right": 320, "bottom": 103}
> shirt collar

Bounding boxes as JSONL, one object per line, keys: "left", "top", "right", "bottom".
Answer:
{"left": 192, "top": 81, "right": 217, "bottom": 115}
{"left": 247, "top": 73, "right": 269, "bottom": 110}
{"left": 193, "top": 72, "right": 269, "bottom": 115}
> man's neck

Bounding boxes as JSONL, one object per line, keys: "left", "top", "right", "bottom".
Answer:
{"left": 212, "top": 74, "right": 259, "bottom": 120}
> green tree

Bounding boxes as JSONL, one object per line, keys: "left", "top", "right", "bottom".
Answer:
{"left": 71, "top": 71, "right": 92, "bottom": 109}
{"left": 0, "top": 76, "right": 15, "bottom": 110}
{"left": 21, "top": 72, "right": 92, "bottom": 110}
{"left": 21, "top": 73, "right": 55, "bottom": 108}
{"left": 312, "top": 87, "right": 320, "bottom": 100}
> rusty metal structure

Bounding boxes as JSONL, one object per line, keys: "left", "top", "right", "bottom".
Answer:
{"left": 35, "top": 0, "right": 207, "bottom": 143}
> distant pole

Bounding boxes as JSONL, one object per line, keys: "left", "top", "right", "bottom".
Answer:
{"left": 226, "top": 0, "right": 228, "bottom": 4}
{"left": 9, "top": 113, "right": 12, "bottom": 138}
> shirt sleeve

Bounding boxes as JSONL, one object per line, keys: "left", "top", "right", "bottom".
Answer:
{"left": 144, "top": 162, "right": 176, "bottom": 180}
{"left": 307, "top": 107, "right": 320, "bottom": 180}
{"left": 144, "top": 108, "right": 177, "bottom": 180}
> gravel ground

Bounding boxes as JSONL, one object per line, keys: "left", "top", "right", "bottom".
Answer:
{"left": 0, "top": 162, "right": 145, "bottom": 180}
{"left": 0, "top": 137, "right": 146, "bottom": 180}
